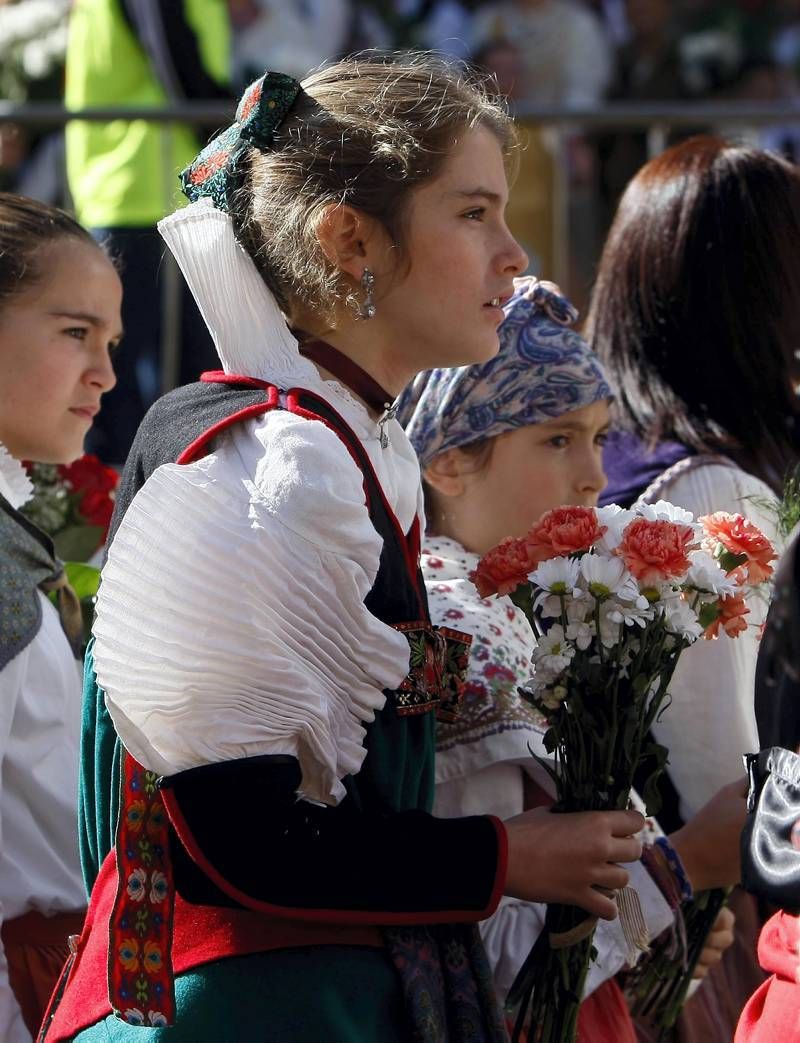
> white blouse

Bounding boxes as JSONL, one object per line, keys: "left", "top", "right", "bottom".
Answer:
{"left": 0, "top": 447, "right": 85, "bottom": 1043}
{"left": 640, "top": 461, "right": 780, "bottom": 820}
{"left": 94, "top": 200, "right": 422, "bottom": 806}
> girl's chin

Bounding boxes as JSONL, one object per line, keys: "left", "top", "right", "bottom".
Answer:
{"left": 458, "top": 335, "right": 501, "bottom": 367}
{"left": 407, "top": 333, "right": 499, "bottom": 377}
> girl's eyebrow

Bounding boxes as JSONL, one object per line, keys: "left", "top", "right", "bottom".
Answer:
{"left": 50, "top": 310, "right": 125, "bottom": 337}
{"left": 49, "top": 309, "right": 103, "bottom": 326}
{"left": 450, "top": 188, "right": 503, "bottom": 204}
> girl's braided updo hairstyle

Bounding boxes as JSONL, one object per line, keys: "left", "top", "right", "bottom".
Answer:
{"left": 232, "top": 52, "right": 517, "bottom": 321}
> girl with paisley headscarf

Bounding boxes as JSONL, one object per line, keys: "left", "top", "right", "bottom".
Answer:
{"left": 399, "top": 282, "right": 746, "bottom": 1040}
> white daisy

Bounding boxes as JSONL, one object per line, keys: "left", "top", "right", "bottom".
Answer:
{"left": 530, "top": 556, "right": 581, "bottom": 595}
{"left": 595, "top": 504, "right": 636, "bottom": 552}
{"left": 662, "top": 598, "right": 703, "bottom": 641}
{"left": 531, "top": 556, "right": 582, "bottom": 615}
{"left": 604, "top": 597, "right": 653, "bottom": 629}
{"left": 684, "top": 550, "right": 738, "bottom": 600}
{"left": 532, "top": 624, "right": 575, "bottom": 676}
{"left": 566, "top": 618, "right": 594, "bottom": 650}
{"left": 636, "top": 500, "right": 696, "bottom": 526}
{"left": 541, "top": 683, "right": 569, "bottom": 710}
{"left": 596, "top": 601, "right": 625, "bottom": 648}
{"left": 579, "top": 554, "right": 639, "bottom": 602}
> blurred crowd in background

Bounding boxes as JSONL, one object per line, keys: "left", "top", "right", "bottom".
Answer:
{"left": 2, "top": 0, "right": 800, "bottom": 462}
{"left": 6, "top": 0, "right": 800, "bottom": 294}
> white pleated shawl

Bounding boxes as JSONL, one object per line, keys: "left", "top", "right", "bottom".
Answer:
{"left": 93, "top": 200, "right": 420, "bottom": 805}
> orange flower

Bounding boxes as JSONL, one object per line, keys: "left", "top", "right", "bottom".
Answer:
{"left": 470, "top": 536, "right": 537, "bottom": 598}
{"left": 703, "top": 591, "right": 750, "bottom": 639}
{"left": 146, "top": 801, "right": 166, "bottom": 837}
{"left": 700, "top": 512, "right": 775, "bottom": 584}
{"left": 526, "top": 507, "right": 606, "bottom": 563}
{"left": 143, "top": 940, "right": 163, "bottom": 975}
{"left": 616, "top": 518, "right": 694, "bottom": 585}
{"left": 126, "top": 800, "right": 146, "bottom": 833}
{"left": 118, "top": 938, "right": 140, "bottom": 972}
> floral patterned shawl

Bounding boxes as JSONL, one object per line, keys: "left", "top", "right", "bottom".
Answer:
{"left": 422, "top": 534, "right": 549, "bottom": 786}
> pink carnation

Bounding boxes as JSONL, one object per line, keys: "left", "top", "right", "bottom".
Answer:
{"left": 470, "top": 536, "right": 537, "bottom": 598}
{"left": 526, "top": 506, "right": 606, "bottom": 563}
{"left": 703, "top": 591, "right": 750, "bottom": 640}
{"left": 616, "top": 517, "right": 694, "bottom": 585}
{"left": 700, "top": 512, "right": 775, "bottom": 584}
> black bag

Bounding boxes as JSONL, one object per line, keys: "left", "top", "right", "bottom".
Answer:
{"left": 741, "top": 745, "right": 800, "bottom": 913}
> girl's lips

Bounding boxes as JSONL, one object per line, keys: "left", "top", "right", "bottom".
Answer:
{"left": 69, "top": 406, "right": 99, "bottom": 420}
{"left": 483, "top": 291, "right": 514, "bottom": 309}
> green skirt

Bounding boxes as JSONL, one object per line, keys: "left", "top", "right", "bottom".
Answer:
{"left": 72, "top": 946, "right": 410, "bottom": 1042}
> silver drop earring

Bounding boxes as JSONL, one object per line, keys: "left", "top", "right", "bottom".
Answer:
{"left": 359, "top": 267, "right": 376, "bottom": 319}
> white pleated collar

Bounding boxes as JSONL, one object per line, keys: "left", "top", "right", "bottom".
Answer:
{"left": 0, "top": 443, "right": 33, "bottom": 510}
{"left": 158, "top": 199, "right": 383, "bottom": 437}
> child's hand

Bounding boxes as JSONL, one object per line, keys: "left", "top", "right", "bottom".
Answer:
{"left": 503, "top": 807, "right": 644, "bottom": 919}
{"left": 668, "top": 777, "right": 748, "bottom": 893}
{"left": 692, "top": 905, "right": 736, "bottom": 980}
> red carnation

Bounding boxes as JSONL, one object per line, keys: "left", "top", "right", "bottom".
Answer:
{"left": 470, "top": 536, "right": 537, "bottom": 598}
{"left": 79, "top": 489, "right": 114, "bottom": 530}
{"left": 59, "top": 454, "right": 118, "bottom": 495}
{"left": 58, "top": 454, "right": 119, "bottom": 542}
{"left": 526, "top": 506, "right": 606, "bottom": 563}
{"left": 617, "top": 517, "right": 694, "bottom": 585}
{"left": 699, "top": 511, "right": 775, "bottom": 584}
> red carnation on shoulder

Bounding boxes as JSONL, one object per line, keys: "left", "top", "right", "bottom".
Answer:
{"left": 58, "top": 454, "right": 119, "bottom": 547}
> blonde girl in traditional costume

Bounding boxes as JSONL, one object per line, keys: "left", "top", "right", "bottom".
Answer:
{"left": 45, "top": 57, "right": 645, "bottom": 1042}
{"left": 0, "top": 193, "right": 121, "bottom": 1041}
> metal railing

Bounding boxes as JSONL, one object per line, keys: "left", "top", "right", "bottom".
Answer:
{"left": 3, "top": 99, "right": 798, "bottom": 386}
{"left": 3, "top": 98, "right": 799, "bottom": 127}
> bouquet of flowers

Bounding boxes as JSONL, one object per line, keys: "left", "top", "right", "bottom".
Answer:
{"left": 470, "top": 502, "right": 775, "bottom": 1043}
{"left": 22, "top": 454, "right": 119, "bottom": 644}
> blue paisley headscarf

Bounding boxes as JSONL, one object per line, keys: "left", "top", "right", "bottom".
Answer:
{"left": 396, "top": 280, "right": 611, "bottom": 468}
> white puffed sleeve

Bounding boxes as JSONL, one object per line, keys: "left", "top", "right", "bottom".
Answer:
{"left": 650, "top": 463, "right": 781, "bottom": 819}
{"left": 94, "top": 408, "right": 411, "bottom": 806}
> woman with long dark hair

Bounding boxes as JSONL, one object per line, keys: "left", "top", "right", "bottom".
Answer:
{"left": 587, "top": 135, "right": 800, "bottom": 1041}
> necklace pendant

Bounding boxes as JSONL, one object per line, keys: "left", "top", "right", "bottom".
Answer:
{"left": 378, "top": 402, "right": 396, "bottom": 449}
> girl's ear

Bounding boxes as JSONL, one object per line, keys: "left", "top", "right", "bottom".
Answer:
{"left": 423, "top": 449, "right": 469, "bottom": 499}
{"left": 315, "top": 203, "right": 381, "bottom": 282}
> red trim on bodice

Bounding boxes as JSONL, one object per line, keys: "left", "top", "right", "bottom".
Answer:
{"left": 43, "top": 851, "right": 383, "bottom": 1041}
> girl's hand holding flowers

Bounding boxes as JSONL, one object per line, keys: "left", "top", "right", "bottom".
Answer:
{"left": 504, "top": 806, "right": 644, "bottom": 920}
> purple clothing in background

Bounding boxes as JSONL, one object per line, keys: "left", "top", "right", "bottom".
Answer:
{"left": 600, "top": 430, "right": 693, "bottom": 508}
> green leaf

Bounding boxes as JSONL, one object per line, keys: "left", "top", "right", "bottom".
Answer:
{"left": 508, "top": 584, "right": 535, "bottom": 631}
{"left": 543, "top": 727, "right": 558, "bottom": 755}
{"left": 63, "top": 562, "right": 102, "bottom": 600}
{"left": 632, "top": 673, "right": 650, "bottom": 696}
{"left": 54, "top": 524, "right": 104, "bottom": 562}
{"left": 639, "top": 742, "right": 670, "bottom": 817}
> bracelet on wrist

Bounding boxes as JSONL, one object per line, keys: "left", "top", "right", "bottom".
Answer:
{"left": 653, "top": 836, "right": 694, "bottom": 903}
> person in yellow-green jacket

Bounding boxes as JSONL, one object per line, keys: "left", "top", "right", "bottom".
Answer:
{"left": 65, "top": 0, "right": 232, "bottom": 465}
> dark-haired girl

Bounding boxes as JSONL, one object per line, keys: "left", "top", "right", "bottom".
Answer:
{"left": 587, "top": 135, "right": 796, "bottom": 1040}
{"left": 0, "top": 193, "right": 121, "bottom": 1041}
